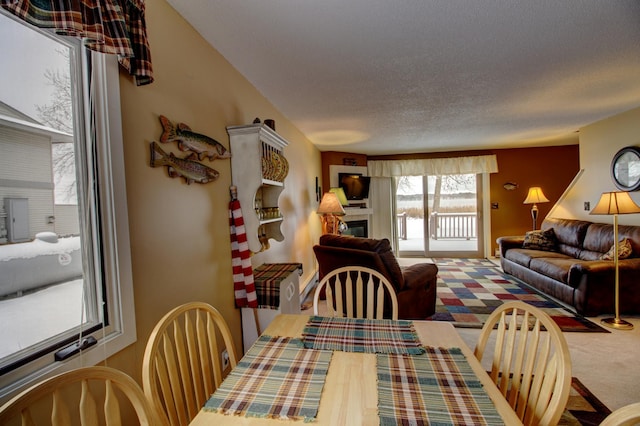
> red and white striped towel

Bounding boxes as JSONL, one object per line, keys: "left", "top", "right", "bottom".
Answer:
{"left": 229, "top": 198, "right": 257, "bottom": 308}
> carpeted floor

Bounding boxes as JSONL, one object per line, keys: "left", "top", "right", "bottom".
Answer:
{"left": 430, "top": 262, "right": 607, "bottom": 332}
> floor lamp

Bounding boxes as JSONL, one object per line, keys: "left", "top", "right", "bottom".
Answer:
{"left": 317, "top": 192, "right": 346, "bottom": 234}
{"left": 523, "top": 187, "right": 549, "bottom": 230}
{"left": 590, "top": 191, "right": 640, "bottom": 330}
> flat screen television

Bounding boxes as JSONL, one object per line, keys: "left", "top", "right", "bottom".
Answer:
{"left": 339, "top": 173, "right": 371, "bottom": 200}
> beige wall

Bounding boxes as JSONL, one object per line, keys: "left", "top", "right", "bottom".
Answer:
{"left": 107, "top": 0, "right": 322, "bottom": 380}
{"left": 551, "top": 106, "right": 640, "bottom": 225}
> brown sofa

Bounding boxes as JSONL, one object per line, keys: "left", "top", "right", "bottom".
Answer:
{"left": 498, "top": 217, "right": 640, "bottom": 316}
{"left": 313, "top": 234, "right": 438, "bottom": 319}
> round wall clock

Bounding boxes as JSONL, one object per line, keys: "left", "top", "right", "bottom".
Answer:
{"left": 611, "top": 146, "right": 640, "bottom": 191}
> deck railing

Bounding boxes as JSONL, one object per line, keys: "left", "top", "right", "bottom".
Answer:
{"left": 397, "top": 212, "right": 407, "bottom": 240}
{"left": 429, "top": 212, "right": 477, "bottom": 240}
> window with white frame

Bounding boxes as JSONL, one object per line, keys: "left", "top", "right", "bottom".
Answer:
{"left": 0, "top": 11, "right": 136, "bottom": 399}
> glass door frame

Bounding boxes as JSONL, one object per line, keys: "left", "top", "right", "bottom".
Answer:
{"left": 394, "top": 174, "right": 485, "bottom": 258}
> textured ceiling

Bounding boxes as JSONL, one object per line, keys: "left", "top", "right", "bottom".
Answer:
{"left": 166, "top": 0, "right": 640, "bottom": 155}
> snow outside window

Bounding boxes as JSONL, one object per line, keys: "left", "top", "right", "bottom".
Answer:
{"left": 0, "top": 11, "right": 136, "bottom": 400}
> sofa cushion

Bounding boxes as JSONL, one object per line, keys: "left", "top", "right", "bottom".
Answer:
{"left": 319, "top": 235, "right": 404, "bottom": 288}
{"left": 522, "top": 228, "right": 557, "bottom": 251}
{"left": 528, "top": 257, "right": 576, "bottom": 283}
{"left": 542, "top": 218, "right": 591, "bottom": 246}
{"left": 601, "top": 238, "right": 633, "bottom": 260}
{"left": 541, "top": 218, "right": 591, "bottom": 257}
{"left": 582, "top": 222, "right": 615, "bottom": 255}
{"left": 505, "top": 248, "right": 570, "bottom": 268}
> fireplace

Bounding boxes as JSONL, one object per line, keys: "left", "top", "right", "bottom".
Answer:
{"left": 343, "top": 219, "right": 368, "bottom": 238}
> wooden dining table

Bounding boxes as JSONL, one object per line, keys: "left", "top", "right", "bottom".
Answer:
{"left": 189, "top": 314, "right": 522, "bottom": 425}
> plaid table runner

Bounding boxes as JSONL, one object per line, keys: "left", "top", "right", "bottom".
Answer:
{"left": 253, "top": 263, "right": 303, "bottom": 309}
{"left": 377, "top": 347, "right": 504, "bottom": 425}
{"left": 302, "top": 316, "right": 425, "bottom": 354}
{"left": 204, "top": 335, "right": 331, "bottom": 421}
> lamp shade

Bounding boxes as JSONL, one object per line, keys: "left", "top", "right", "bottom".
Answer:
{"left": 590, "top": 191, "right": 640, "bottom": 215}
{"left": 523, "top": 187, "right": 550, "bottom": 204}
{"left": 317, "top": 192, "right": 346, "bottom": 215}
{"left": 329, "top": 187, "right": 349, "bottom": 206}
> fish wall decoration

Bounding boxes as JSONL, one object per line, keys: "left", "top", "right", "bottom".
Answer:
{"left": 159, "top": 115, "right": 231, "bottom": 161}
{"left": 150, "top": 141, "right": 219, "bottom": 184}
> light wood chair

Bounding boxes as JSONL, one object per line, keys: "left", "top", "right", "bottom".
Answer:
{"left": 313, "top": 265, "right": 399, "bottom": 320}
{"left": 142, "top": 302, "right": 238, "bottom": 426}
{"left": 473, "top": 301, "right": 572, "bottom": 426}
{"left": 0, "top": 365, "right": 165, "bottom": 426}
{"left": 600, "top": 402, "right": 640, "bottom": 426}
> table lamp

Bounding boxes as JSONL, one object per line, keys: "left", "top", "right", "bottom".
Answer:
{"left": 590, "top": 191, "right": 640, "bottom": 330}
{"left": 329, "top": 187, "right": 349, "bottom": 207}
{"left": 523, "top": 187, "right": 549, "bottom": 230}
{"left": 317, "top": 192, "right": 345, "bottom": 234}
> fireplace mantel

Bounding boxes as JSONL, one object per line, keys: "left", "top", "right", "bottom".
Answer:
{"left": 344, "top": 206, "right": 373, "bottom": 218}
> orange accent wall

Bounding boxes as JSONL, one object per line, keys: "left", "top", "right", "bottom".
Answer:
{"left": 490, "top": 145, "right": 580, "bottom": 255}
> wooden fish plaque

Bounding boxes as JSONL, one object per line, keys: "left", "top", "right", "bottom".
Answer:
{"left": 150, "top": 141, "right": 219, "bottom": 185}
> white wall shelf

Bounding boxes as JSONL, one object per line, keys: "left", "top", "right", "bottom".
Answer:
{"left": 228, "top": 124, "right": 289, "bottom": 253}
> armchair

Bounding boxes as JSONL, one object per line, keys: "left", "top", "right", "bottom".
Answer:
{"left": 313, "top": 234, "right": 438, "bottom": 319}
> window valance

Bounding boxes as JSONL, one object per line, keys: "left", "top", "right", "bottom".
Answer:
{"left": 367, "top": 154, "right": 498, "bottom": 177}
{"left": 1, "top": 0, "right": 153, "bottom": 85}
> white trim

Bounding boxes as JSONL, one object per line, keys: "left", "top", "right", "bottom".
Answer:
{"left": 0, "top": 54, "right": 135, "bottom": 402}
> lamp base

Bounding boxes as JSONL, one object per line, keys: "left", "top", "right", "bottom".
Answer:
{"left": 600, "top": 317, "right": 634, "bottom": 330}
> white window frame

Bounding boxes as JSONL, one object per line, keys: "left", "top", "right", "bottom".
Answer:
{"left": 0, "top": 26, "right": 136, "bottom": 400}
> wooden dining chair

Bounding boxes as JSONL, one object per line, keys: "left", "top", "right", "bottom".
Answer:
{"left": 142, "top": 302, "right": 238, "bottom": 426}
{"left": 473, "top": 301, "right": 572, "bottom": 426}
{"left": 600, "top": 402, "right": 640, "bottom": 426}
{"left": 0, "top": 365, "right": 165, "bottom": 426}
{"left": 313, "top": 265, "right": 399, "bottom": 319}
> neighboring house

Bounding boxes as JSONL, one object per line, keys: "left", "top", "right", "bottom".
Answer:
{"left": 0, "top": 100, "right": 76, "bottom": 243}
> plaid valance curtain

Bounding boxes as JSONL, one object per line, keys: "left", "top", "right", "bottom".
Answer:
{"left": 1, "top": 0, "right": 153, "bottom": 85}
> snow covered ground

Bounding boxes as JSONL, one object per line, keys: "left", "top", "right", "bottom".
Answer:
{"left": 0, "top": 279, "right": 83, "bottom": 359}
{"left": 0, "top": 234, "right": 84, "bottom": 361}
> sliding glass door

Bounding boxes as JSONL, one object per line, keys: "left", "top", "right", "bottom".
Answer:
{"left": 395, "top": 174, "right": 483, "bottom": 258}
{"left": 395, "top": 176, "right": 425, "bottom": 253}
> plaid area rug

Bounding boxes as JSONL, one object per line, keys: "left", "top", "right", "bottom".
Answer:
{"left": 433, "top": 258, "right": 499, "bottom": 267}
{"left": 432, "top": 263, "right": 608, "bottom": 332}
{"left": 560, "top": 377, "right": 611, "bottom": 425}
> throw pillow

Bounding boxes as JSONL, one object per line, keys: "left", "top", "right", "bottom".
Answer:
{"left": 600, "top": 238, "right": 633, "bottom": 260}
{"left": 522, "top": 228, "right": 557, "bottom": 251}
